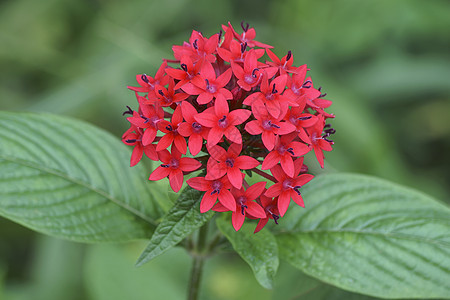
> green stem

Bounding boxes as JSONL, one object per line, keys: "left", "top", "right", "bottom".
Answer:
{"left": 187, "top": 223, "right": 208, "bottom": 300}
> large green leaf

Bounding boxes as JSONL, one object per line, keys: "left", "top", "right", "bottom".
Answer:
{"left": 276, "top": 173, "right": 450, "bottom": 298}
{"left": 0, "top": 111, "right": 162, "bottom": 242}
{"left": 136, "top": 187, "right": 214, "bottom": 266}
{"left": 217, "top": 218, "right": 279, "bottom": 289}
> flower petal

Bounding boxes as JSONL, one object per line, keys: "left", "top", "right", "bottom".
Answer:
{"left": 149, "top": 166, "right": 171, "bottom": 181}
{"left": 235, "top": 156, "right": 260, "bottom": 170}
{"left": 261, "top": 151, "right": 280, "bottom": 170}
{"left": 169, "top": 169, "right": 184, "bottom": 192}
{"left": 246, "top": 202, "right": 266, "bottom": 218}
{"left": 277, "top": 191, "right": 291, "bottom": 217}
{"left": 232, "top": 210, "right": 245, "bottom": 231}
{"left": 200, "top": 192, "right": 217, "bottom": 213}
{"left": 179, "top": 157, "right": 201, "bottom": 172}
{"left": 227, "top": 167, "right": 243, "bottom": 189}
{"left": 187, "top": 177, "right": 209, "bottom": 191}
{"left": 188, "top": 134, "right": 203, "bottom": 156}
{"left": 218, "top": 189, "right": 236, "bottom": 212}
{"left": 244, "top": 181, "right": 266, "bottom": 201}
{"left": 265, "top": 183, "right": 282, "bottom": 198}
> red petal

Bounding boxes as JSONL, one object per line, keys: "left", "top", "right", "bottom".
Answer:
{"left": 156, "top": 134, "right": 173, "bottom": 151}
{"left": 254, "top": 218, "right": 269, "bottom": 233}
{"left": 130, "top": 144, "right": 143, "bottom": 167}
{"left": 246, "top": 202, "right": 266, "bottom": 218}
{"left": 244, "top": 181, "right": 266, "bottom": 201}
{"left": 195, "top": 112, "right": 217, "bottom": 127}
{"left": 215, "top": 68, "right": 232, "bottom": 88}
{"left": 291, "top": 192, "right": 305, "bottom": 208}
{"left": 223, "top": 126, "right": 242, "bottom": 144}
{"left": 261, "top": 131, "right": 276, "bottom": 151}
{"left": 265, "top": 183, "right": 282, "bottom": 197}
{"left": 227, "top": 167, "right": 243, "bottom": 189}
{"left": 169, "top": 169, "right": 184, "bottom": 192}
{"left": 280, "top": 155, "right": 295, "bottom": 178}
{"left": 313, "top": 145, "right": 325, "bottom": 168}
{"left": 228, "top": 143, "right": 242, "bottom": 158}
{"left": 228, "top": 109, "right": 251, "bottom": 125}
{"left": 214, "top": 97, "right": 229, "bottom": 117}
{"left": 179, "top": 157, "right": 201, "bottom": 172}
{"left": 200, "top": 60, "right": 216, "bottom": 80}
{"left": 319, "top": 139, "right": 333, "bottom": 152}
{"left": 142, "top": 128, "right": 157, "bottom": 146}
{"left": 261, "top": 151, "right": 280, "bottom": 170}
{"left": 270, "top": 164, "right": 286, "bottom": 182}
{"left": 188, "top": 134, "right": 203, "bottom": 156}
{"left": 177, "top": 122, "right": 192, "bottom": 137}
{"left": 181, "top": 102, "right": 197, "bottom": 123}
{"left": 212, "top": 202, "right": 229, "bottom": 212}
{"left": 231, "top": 61, "right": 244, "bottom": 79}
{"left": 200, "top": 192, "right": 217, "bottom": 213}
{"left": 197, "top": 92, "right": 214, "bottom": 105}
{"left": 173, "top": 135, "right": 187, "bottom": 154}
{"left": 206, "top": 158, "right": 226, "bottom": 180}
{"left": 245, "top": 120, "right": 263, "bottom": 135}
{"left": 235, "top": 156, "right": 259, "bottom": 170}
{"left": 149, "top": 166, "right": 171, "bottom": 181}
{"left": 277, "top": 192, "right": 291, "bottom": 216}
{"left": 181, "top": 83, "right": 203, "bottom": 95}
{"left": 218, "top": 189, "right": 236, "bottom": 211}
{"left": 207, "top": 145, "right": 227, "bottom": 161}
{"left": 207, "top": 126, "right": 224, "bottom": 147}
{"left": 294, "top": 174, "right": 315, "bottom": 186}
{"left": 143, "top": 144, "right": 158, "bottom": 161}
{"left": 290, "top": 141, "right": 311, "bottom": 157}
{"left": 232, "top": 211, "right": 245, "bottom": 231}
{"left": 187, "top": 177, "right": 209, "bottom": 191}
{"left": 277, "top": 122, "right": 296, "bottom": 135}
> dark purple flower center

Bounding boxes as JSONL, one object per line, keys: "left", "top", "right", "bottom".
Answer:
{"left": 210, "top": 181, "right": 223, "bottom": 195}
{"left": 225, "top": 158, "right": 234, "bottom": 168}
{"left": 191, "top": 122, "right": 202, "bottom": 133}
{"left": 218, "top": 115, "right": 228, "bottom": 128}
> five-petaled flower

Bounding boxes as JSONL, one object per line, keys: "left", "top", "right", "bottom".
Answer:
{"left": 122, "top": 22, "right": 335, "bottom": 232}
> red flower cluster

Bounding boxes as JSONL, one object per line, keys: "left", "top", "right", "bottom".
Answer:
{"left": 122, "top": 22, "right": 335, "bottom": 232}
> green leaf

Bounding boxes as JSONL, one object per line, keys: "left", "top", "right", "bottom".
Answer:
{"left": 0, "top": 111, "right": 162, "bottom": 242}
{"left": 276, "top": 173, "right": 450, "bottom": 298}
{"left": 136, "top": 187, "right": 214, "bottom": 266}
{"left": 217, "top": 218, "right": 279, "bottom": 289}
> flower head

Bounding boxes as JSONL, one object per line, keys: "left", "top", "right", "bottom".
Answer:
{"left": 122, "top": 22, "right": 335, "bottom": 232}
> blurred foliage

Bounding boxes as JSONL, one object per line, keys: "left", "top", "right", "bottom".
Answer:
{"left": 0, "top": 0, "right": 449, "bottom": 299}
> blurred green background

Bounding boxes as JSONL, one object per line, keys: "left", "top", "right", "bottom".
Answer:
{"left": 1, "top": 0, "right": 449, "bottom": 299}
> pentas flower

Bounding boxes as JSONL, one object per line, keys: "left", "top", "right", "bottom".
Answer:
{"left": 212, "top": 182, "right": 267, "bottom": 231}
{"left": 122, "top": 22, "right": 336, "bottom": 232}
{"left": 206, "top": 143, "right": 259, "bottom": 189}
{"left": 265, "top": 158, "right": 314, "bottom": 216}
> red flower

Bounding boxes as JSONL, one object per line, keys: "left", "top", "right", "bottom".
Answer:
{"left": 266, "top": 49, "right": 297, "bottom": 74}
{"left": 177, "top": 102, "right": 209, "bottom": 156}
{"left": 253, "top": 193, "right": 280, "bottom": 233}
{"left": 165, "top": 55, "right": 203, "bottom": 90}
{"left": 261, "top": 133, "right": 310, "bottom": 177}
{"left": 285, "top": 105, "right": 318, "bottom": 144}
{"left": 126, "top": 103, "right": 164, "bottom": 146}
{"left": 150, "top": 78, "right": 189, "bottom": 107}
{"left": 245, "top": 106, "right": 296, "bottom": 151}
{"left": 243, "top": 73, "right": 296, "bottom": 119}
{"left": 156, "top": 105, "right": 187, "bottom": 154}
{"left": 265, "top": 158, "right": 314, "bottom": 216}
{"left": 182, "top": 61, "right": 233, "bottom": 105}
{"left": 306, "top": 115, "right": 334, "bottom": 168}
{"left": 194, "top": 97, "right": 251, "bottom": 146}
{"left": 127, "top": 61, "right": 169, "bottom": 96}
{"left": 187, "top": 176, "right": 235, "bottom": 213}
{"left": 123, "top": 22, "right": 336, "bottom": 232}
{"left": 212, "top": 182, "right": 267, "bottom": 231}
{"left": 149, "top": 148, "right": 201, "bottom": 192}
{"left": 206, "top": 143, "right": 260, "bottom": 189}
{"left": 231, "top": 49, "right": 264, "bottom": 91}
{"left": 122, "top": 126, "right": 158, "bottom": 166}
{"left": 224, "top": 22, "right": 273, "bottom": 49}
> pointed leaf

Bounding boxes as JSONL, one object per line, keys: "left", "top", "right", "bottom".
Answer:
{"left": 136, "top": 187, "right": 214, "bottom": 266}
{"left": 217, "top": 218, "right": 279, "bottom": 289}
{"left": 276, "top": 173, "right": 450, "bottom": 299}
{"left": 0, "top": 112, "right": 162, "bottom": 242}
